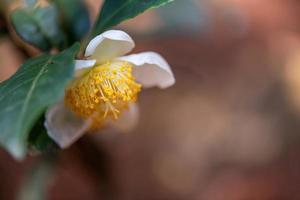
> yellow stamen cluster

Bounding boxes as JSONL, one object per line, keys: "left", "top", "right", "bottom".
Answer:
{"left": 64, "top": 61, "right": 141, "bottom": 128}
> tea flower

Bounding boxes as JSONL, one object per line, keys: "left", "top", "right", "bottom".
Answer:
{"left": 45, "top": 30, "right": 175, "bottom": 148}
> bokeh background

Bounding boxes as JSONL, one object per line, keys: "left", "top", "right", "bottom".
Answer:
{"left": 1, "top": 0, "right": 300, "bottom": 199}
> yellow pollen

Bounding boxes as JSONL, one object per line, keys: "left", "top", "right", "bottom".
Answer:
{"left": 64, "top": 61, "right": 141, "bottom": 128}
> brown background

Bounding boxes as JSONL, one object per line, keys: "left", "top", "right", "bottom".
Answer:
{"left": 1, "top": 0, "right": 300, "bottom": 199}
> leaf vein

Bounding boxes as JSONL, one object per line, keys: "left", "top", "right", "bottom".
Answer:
{"left": 17, "top": 57, "right": 53, "bottom": 133}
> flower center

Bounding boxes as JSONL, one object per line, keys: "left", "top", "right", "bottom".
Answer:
{"left": 64, "top": 61, "right": 141, "bottom": 128}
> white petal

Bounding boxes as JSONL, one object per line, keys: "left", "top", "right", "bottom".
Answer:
{"left": 45, "top": 102, "right": 92, "bottom": 148}
{"left": 118, "top": 52, "right": 175, "bottom": 89}
{"left": 85, "top": 30, "right": 135, "bottom": 63}
{"left": 75, "top": 59, "right": 96, "bottom": 71}
{"left": 74, "top": 59, "right": 96, "bottom": 77}
{"left": 108, "top": 103, "right": 139, "bottom": 133}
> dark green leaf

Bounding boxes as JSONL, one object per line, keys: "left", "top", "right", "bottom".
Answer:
{"left": 51, "top": 0, "right": 90, "bottom": 43}
{"left": 28, "top": 115, "right": 58, "bottom": 152}
{"left": 91, "top": 0, "right": 174, "bottom": 37}
{"left": 0, "top": 43, "right": 80, "bottom": 160}
{"left": 11, "top": 5, "right": 66, "bottom": 51}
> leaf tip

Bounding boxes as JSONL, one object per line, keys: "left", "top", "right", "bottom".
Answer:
{"left": 6, "top": 140, "right": 26, "bottom": 161}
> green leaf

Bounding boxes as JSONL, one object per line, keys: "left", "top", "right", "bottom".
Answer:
{"left": 91, "top": 0, "right": 174, "bottom": 37}
{"left": 51, "top": 0, "right": 91, "bottom": 43}
{"left": 0, "top": 43, "right": 80, "bottom": 160}
{"left": 28, "top": 115, "right": 58, "bottom": 152}
{"left": 11, "top": 5, "right": 66, "bottom": 51}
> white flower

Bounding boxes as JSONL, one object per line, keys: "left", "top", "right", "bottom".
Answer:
{"left": 45, "top": 30, "right": 175, "bottom": 148}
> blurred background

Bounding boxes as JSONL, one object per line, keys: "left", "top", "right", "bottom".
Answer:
{"left": 1, "top": 0, "right": 300, "bottom": 199}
